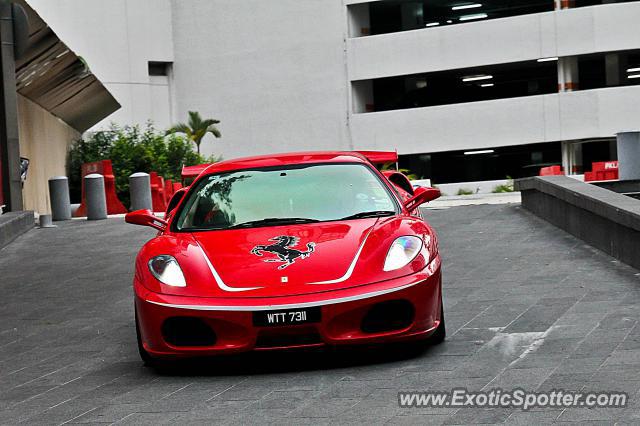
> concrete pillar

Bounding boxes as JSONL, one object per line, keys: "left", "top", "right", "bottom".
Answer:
{"left": 561, "top": 141, "right": 571, "bottom": 174}
{"left": 0, "top": 4, "right": 23, "bottom": 212}
{"left": 558, "top": 57, "right": 579, "bottom": 92}
{"left": 605, "top": 53, "right": 621, "bottom": 86}
{"left": 129, "top": 172, "right": 152, "bottom": 211}
{"left": 348, "top": 3, "right": 371, "bottom": 37}
{"left": 617, "top": 132, "right": 640, "bottom": 181}
{"left": 85, "top": 173, "right": 107, "bottom": 220}
{"left": 48, "top": 176, "right": 71, "bottom": 221}
{"left": 558, "top": 0, "right": 575, "bottom": 9}
{"left": 566, "top": 143, "right": 583, "bottom": 174}
{"left": 352, "top": 80, "right": 374, "bottom": 114}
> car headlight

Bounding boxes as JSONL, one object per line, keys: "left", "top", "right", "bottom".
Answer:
{"left": 148, "top": 255, "right": 187, "bottom": 287}
{"left": 383, "top": 236, "right": 424, "bottom": 271}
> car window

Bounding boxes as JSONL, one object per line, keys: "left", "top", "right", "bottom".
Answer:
{"left": 174, "top": 163, "right": 398, "bottom": 231}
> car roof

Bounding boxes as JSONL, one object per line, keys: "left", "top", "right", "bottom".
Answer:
{"left": 201, "top": 151, "right": 372, "bottom": 175}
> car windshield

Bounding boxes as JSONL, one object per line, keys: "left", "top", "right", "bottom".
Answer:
{"left": 174, "top": 163, "right": 398, "bottom": 231}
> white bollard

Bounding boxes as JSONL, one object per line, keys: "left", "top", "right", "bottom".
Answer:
{"left": 38, "top": 214, "right": 56, "bottom": 228}
{"left": 48, "top": 176, "right": 71, "bottom": 221}
{"left": 85, "top": 174, "right": 107, "bottom": 220}
{"left": 129, "top": 172, "right": 152, "bottom": 211}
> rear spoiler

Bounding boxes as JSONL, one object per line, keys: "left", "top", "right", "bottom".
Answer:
{"left": 181, "top": 164, "right": 212, "bottom": 180}
{"left": 181, "top": 164, "right": 213, "bottom": 185}
{"left": 355, "top": 151, "right": 398, "bottom": 165}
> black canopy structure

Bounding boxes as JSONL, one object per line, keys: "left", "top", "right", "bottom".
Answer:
{"left": 14, "top": 0, "right": 120, "bottom": 132}
{"left": 0, "top": 0, "right": 120, "bottom": 212}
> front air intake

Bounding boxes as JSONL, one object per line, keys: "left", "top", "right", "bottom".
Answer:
{"left": 161, "top": 317, "right": 216, "bottom": 347}
{"left": 361, "top": 300, "right": 415, "bottom": 334}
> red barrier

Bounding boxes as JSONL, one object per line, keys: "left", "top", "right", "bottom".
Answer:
{"left": 164, "top": 179, "right": 174, "bottom": 202}
{"left": 150, "top": 172, "right": 167, "bottom": 212}
{"left": 539, "top": 165, "right": 564, "bottom": 176}
{"left": 74, "top": 160, "right": 127, "bottom": 217}
{"left": 585, "top": 161, "right": 618, "bottom": 182}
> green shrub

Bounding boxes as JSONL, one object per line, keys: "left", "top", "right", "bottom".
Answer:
{"left": 457, "top": 188, "right": 474, "bottom": 196}
{"left": 492, "top": 177, "right": 515, "bottom": 193}
{"left": 67, "top": 123, "right": 219, "bottom": 206}
{"left": 380, "top": 163, "right": 420, "bottom": 180}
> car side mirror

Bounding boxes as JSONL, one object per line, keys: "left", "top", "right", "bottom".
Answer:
{"left": 404, "top": 187, "right": 441, "bottom": 211}
{"left": 125, "top": 209, "right": 168, "bottom": 231}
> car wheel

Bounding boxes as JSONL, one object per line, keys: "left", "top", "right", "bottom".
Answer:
{"left": 135, "top": 308, "right": 156, "bottom": 367}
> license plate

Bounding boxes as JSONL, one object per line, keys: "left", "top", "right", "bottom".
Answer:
{"left": 253, "top": 307, "right": 321, "bottom": 327}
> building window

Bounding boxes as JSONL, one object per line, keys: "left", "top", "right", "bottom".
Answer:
{"left": 355, "top": 49, "right": 640, "bottom": 113}
{"left": 399, "top": 142, "right": 563, "bottom": 183}
{"left": 362, "top": 59, "right": 558, "bottom": 112}
{"left": 148, "top": 61, "right": 171, "bottom": 77}
{"left": 354, "top": 0, "right": 554, "bottom": 37}
{"left": 348, "top": 0, "right": 639, "bottom": 38}
{"left": 578, "top": 50, "right": 640, "bottom": 90}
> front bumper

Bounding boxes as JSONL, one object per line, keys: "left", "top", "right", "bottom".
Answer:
{"left": 135, "top": 258, "right": 442, "bottom": 358}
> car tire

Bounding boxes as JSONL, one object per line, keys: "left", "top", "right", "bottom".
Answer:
{"left": 135, "top": 308, "right": 156, "bottom": 367}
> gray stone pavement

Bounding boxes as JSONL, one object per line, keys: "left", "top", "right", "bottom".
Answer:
{"left": 1, "top": 204, "right": 640, "bottom": 424}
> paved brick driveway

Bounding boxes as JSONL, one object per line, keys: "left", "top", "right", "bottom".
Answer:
{"left": 1, "top": 204, "right": 640, "bottom": 424}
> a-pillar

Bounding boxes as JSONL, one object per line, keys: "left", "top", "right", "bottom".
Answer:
{"left": 558, "top": 57, "right": 579, "bottom": 92}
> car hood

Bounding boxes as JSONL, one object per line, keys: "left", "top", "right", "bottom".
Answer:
{"left": 138, "top": 216, "right": 432, "bottom": 298}
{"left": 189, "top": 219, "right": 378, "bottom": 298}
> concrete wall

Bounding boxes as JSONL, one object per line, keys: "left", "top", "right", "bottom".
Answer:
{"left": 17, "top": 95, "right": 80, "bottom": 214}
{"left": 350, "top": 85, "right": 640, "bottom": 155}
{"left": 516, "top": 175, "right": 640, "bottom": 270}
{"left": 26, "top": 0, "right": 175, "bottom": 129}
{"left": 169, "top": 0, "right": 352, "bottom": 159}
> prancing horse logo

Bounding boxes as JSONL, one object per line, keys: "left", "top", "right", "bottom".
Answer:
{"left": 250, "top": 236, "right": 316, "bottom": 270}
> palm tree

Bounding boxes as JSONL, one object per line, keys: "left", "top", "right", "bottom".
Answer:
{"left": 166, "top": 111, "right": 221, "bottom": 154}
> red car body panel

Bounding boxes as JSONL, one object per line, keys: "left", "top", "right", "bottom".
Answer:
{"left": 130, "top": 151, "right": 443, "bottom": 359}
{"left": 135, "top": 265, "right": 441, "bottom": 356}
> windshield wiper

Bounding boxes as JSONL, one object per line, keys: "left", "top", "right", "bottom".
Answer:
{"left": 227, "top": 217, "right": 321, "bottom": 229}
{"left": 340, "top": 211, "right": 396, "bottom": 220}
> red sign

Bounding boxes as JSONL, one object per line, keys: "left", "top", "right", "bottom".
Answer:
{"left": 585, "top": 161, "right": 619, "bottom": 182}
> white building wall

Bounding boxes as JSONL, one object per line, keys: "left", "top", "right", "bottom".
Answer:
{"left": 350, "top": 86, "right": 640, "bottom": 155}
{"left": 25, "top": 0, "right": 175, "bottom": 129}
{"left": 25, "top": 1, "right": 640, "bottom": 160}
{"left": 169, "top": 0, "right": 352, "bottom": 159}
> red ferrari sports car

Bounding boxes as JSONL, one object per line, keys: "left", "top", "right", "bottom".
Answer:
{"left": 126, "top": 151, "right": 444, "bottom": 364}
